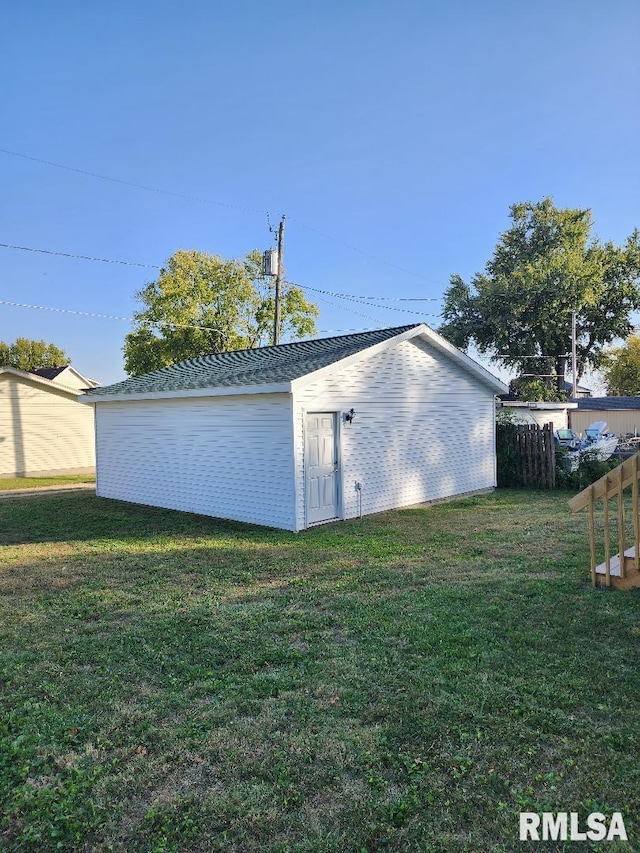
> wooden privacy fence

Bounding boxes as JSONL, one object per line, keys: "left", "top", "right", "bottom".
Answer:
{"left": 569, "top": 452, "right": 640, "bottom": 589}
{"left": 497, "top": 422, "right": 556, "bottom": 489}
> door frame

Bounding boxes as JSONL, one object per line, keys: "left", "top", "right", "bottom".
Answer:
{"left": 302, "top": 410, "right": 343, "bottom": 528}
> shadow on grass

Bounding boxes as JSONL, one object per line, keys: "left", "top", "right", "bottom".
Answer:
{"left": 0, "top": 492, "right": 293, "bottom": 546}
{"left": 0, "top": 490, "right": 452, "bottom": 555}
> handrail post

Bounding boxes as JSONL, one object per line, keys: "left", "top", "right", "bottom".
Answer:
{"left": 568, "top": 451, "right": 640, "bottom": 589}
{"left": 603, "top": 475, "right": 611, "bottom": 587}
{"left": 588, "top": 484, "right": 597, "bottom": 587}
{"left": 617, "top": 465, "right": 626, "bottom": 580}
{"left": 633, "top": 455, "right": 639, "bottom": 574}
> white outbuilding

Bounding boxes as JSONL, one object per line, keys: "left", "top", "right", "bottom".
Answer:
{"left": 0, "top": 365, "right": 98, "bottom": 477}
{"left": 84, "top": 324, "right": 507, "bottom": 531}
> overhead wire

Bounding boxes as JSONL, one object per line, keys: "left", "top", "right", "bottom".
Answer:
{"left": 0, "top": 294, "right": 405, "bottom": 337}
{"left": 303, "top": 291, "right": 387, "bottom": 325}
{"left": 287, "top": 280, "right": 441, "bottom": 318}
{"left": 0, "top": 297, "right": 425, "bottom": 341}
{"left": 0, "top": 148, "right": 262, "bottom": 215}
{"left": 0, "top": 240, "right": 444, "bottom": 317}
{"left": 0, "top": 299, "right": 225, "bottom": 334}
{"left": 285, "top": 214, "right": 431, "bottom": 281}
{"left": 0, "top": 242, "right": 160, "bottom": 269}
{"left": 0, "top": 147, "right": 433, "bottom": 283}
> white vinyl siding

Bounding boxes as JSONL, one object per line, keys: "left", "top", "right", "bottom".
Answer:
{"left": 500, "top": 404, "right": 571, "bottom": 432}
{"left": 94, "top": 393, "right": 297, "bottom": 530}
{"left": 293, "top": 337, "right": 496, "bottom": 527}
{"left": 0, "top": 375, "right": 95, "bottom": 477}
{"left": 48, "top": 367, "right": 94, "bottom": 392}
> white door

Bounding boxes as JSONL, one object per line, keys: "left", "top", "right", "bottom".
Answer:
{"left": 305, "top": 412, "right": 339, "bottom": 525}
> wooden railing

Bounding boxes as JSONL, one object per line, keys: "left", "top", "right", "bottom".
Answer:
{"left": 568, "top": 452, "right": 640, "bottom": 589}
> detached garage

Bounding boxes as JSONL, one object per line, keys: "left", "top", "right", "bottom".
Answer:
{"left": 84, "top": 324, "right": 507, "bottom": 531}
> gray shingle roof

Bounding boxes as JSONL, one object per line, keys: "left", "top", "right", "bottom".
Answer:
{"left": 562, "top": 379, "right": 591, "bottom": 395}
{"left": 86, "top": 325, "right": 421, "bottom": 398}
{"left": 574, "top": 396, "right": 640, "bottom": 410}
{"left": 30, "top": 366, "right": 68, "bottom": 380}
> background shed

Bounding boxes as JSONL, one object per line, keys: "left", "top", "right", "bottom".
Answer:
{"left": 498, "top": 400, "right": 577, "bottom": 432}
{"left": 570, "top": 397, "right": 640, "bottom": 437}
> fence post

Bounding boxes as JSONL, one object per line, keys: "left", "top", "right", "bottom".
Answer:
{"left": 545, "top": 422, "right": 556, "bottom": 489}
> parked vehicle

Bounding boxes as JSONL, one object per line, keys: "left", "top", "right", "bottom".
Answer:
{"left": 616, "top": 434, "right": 640, "bottom": 452}
{"left": 554, "top": 428, "right": 580, "bottom": 450}
{"left": 561, "top": 422, "right": 619, "bottom": 471}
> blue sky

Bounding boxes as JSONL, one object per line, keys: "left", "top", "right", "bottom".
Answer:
{"left": 2, "top": 0, "right": 639, "bottom": 385}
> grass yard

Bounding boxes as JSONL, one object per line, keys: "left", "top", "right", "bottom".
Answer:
{"left": 0, "top": 490, "right": 638, "bottom": 852}
{"left": 0, "top": 475, "right": 95, "bottom": 491}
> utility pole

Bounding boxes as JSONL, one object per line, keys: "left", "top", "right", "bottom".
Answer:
{"left": 571, "top": 309, "right": 578, "bottom": 398}
{"left": 273, "top": 215, "right": 285, "bottom": 346}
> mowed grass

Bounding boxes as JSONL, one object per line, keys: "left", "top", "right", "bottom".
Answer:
{"left": 0, "top": 491, "right": 638, "bottom": 852}
{"left": 0, "top": 475, "right": 95, "bottom": 491}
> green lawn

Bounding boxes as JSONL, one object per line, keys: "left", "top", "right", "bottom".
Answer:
{"left": 0, "top": 491, "right": 637, "bottom": 852}
{"left": 0, "top": 475, "right": 95, "bottom": 491}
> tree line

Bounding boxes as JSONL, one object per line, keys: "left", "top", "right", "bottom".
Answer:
{"left": 439, "top": 197, "right": 640, "bottom": 398}
{"left": 4, "top": 199, "right": 640, "bottom": 394}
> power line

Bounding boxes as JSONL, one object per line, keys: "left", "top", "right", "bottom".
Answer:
{"left": 308, "top": 292, "right": 386, "bottom": 324}
{"left": 0, "top": 296, "right": 403, "bottom": 339}
{"left": 497, "top": 353, "right": 571, "bottom": 358}
{"left": 1, "top": 147, "right": 433, "bottom": 283}
{"left": 288, "top": 280, "right": 441, "bottom": 317}
{"left": 287, "top": 280, "right": 441, "bottom": 301}
{"left": 342, "top": 296, "right": 440, "bottom": 302}
{"left": 0, "top": 295, "right": 390, "bottom": 333}
{"left": 286, "top": 214, "right": 431, "bottom": 282}
{"left": 316, "top": 325, "right": 379, "bottom": 333}
{"left": 315, "top": 325, "right": 427, "bottom": 334}
{"left": 0, "top": 299, "right": 224, "bottom": 333}
{"left": 0, "top": 148, "right": 263, "bottom": 215}
{"left": 0, "top": 242, "right": 160, "bottom": 269}
{"left": 0, "top": 240, "right": 445, "bottom": 316}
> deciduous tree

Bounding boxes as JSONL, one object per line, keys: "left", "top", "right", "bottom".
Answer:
{"left": 602, "top": 335, "right": 640, "bottom": 395}
{"left": 123, "top": 249, "right": 319, "bottom": 376}
{"left": 439, "top": 198, "right": 640, "bottom": 393}
{"left": 0, "top": 337, "right": 68, "bottom": 371}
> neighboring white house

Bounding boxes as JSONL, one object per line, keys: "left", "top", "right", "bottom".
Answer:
{"left": 498, "top": 400, "right": 578, "bottom": 432}
{"left": 30, "top": 365, "right": 99, "bottom": 393}
{"left": 84, "top": 324, "right": 507, "bottom": 531}
{"left": 0, "top": 365, "right": 98, "bottom": 477}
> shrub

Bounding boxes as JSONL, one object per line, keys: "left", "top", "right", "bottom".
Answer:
{"left": 555, "top": 447, "right": 620, "bottom": 491}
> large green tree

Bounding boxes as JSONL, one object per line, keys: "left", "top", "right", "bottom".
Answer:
{"left": 602, "top": 335, "right": 640, "bottom": 395}
{"left": 439, "top": 198, "right": 640, "bottom": 393}
{"left": 123, "top": 249, "right": 319, "bottom": 376}
{"left": 0, "top": 337, "right": 68, "bottom": 371}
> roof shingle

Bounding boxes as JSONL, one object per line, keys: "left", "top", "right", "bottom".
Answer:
{"left": 574, "top": 396, "right": 640, "bottom": 410}
{"left": 30, "top": 366, "right": 68, "bottom": 380}
{"left": 86, "top": 325, "right": 421, "bottom": 398}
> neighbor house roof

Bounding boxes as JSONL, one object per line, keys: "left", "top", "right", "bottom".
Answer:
{"left": 30, "top": 366, "right": 69, "bottom": 381}
{"left": 574, "top": 396, "right": 640, "bottom": 411}
{"left": 30, "top": 365, "right": 99, "bottom": 389}
{"left": 0, "top": 366, "right": 81, "bottom": 398}
{"left": 562, "top": 379, "right": 591, "bottom": 397}
{"left": 84, "top": 324, "right": 508, "bottom": 402}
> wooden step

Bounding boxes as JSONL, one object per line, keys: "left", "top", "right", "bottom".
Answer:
{"left": 595, "top": 547, "right": 640, "bottom": 589}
